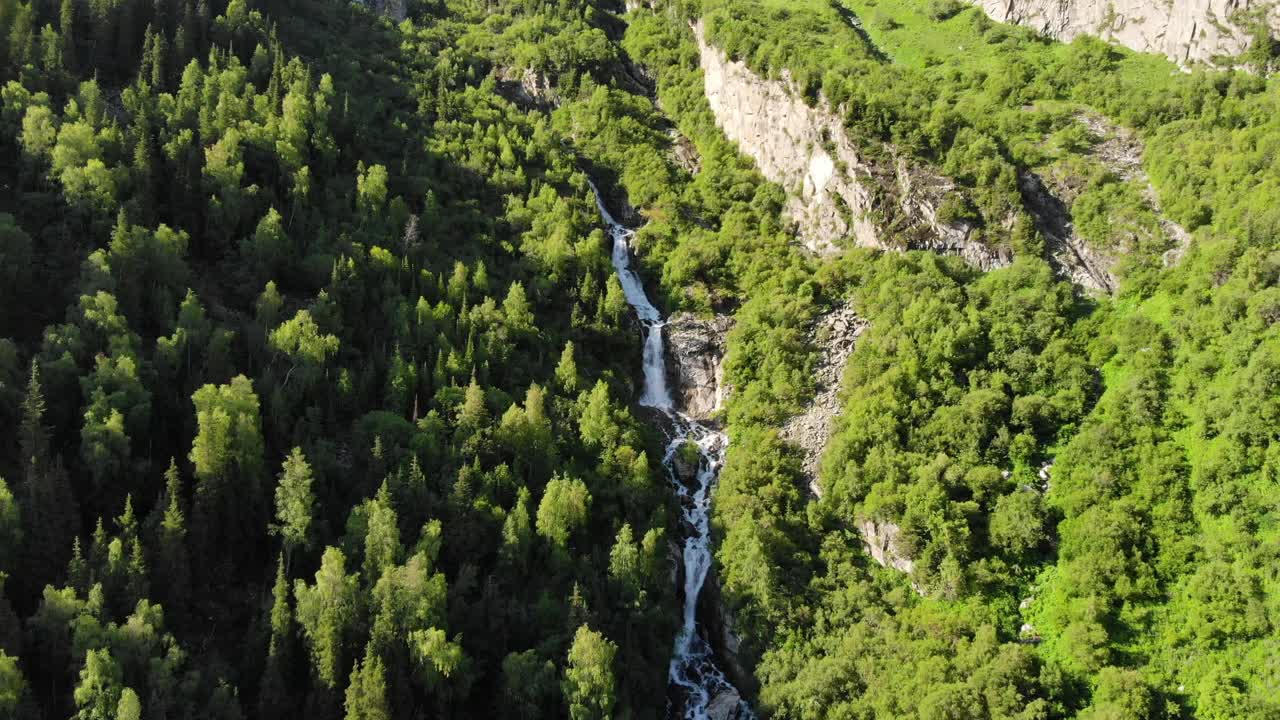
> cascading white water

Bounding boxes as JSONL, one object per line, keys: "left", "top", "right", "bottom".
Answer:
{"left": 591, "top": 183, "right": 754, "bottom": 720}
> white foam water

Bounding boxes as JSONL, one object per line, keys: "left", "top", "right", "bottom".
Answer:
{"left": 591, "top": 182, "right": 754, "bottom": 720}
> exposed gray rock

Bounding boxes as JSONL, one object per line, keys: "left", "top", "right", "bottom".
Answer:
{"left": 700, "top": 567, "right": 755, "bottom": 705}
{"left": 781, "top": 305, "right": 867, "bottom": 496}
{"left": 707, "top": 687, "right": 747, "bottom": 720}
{"left": 1019, "top": 170, "right": 1119, "bottom": 293}
{"left": 966, "top": 0, "right": 1279, "bottom": 67}
{"left": 857, "top": 517, "right": 916, "bottom": 577}
{"left": 669, "top": 128, "right": 701, "bottom": 175}
{"left": 496, "top": 67, "right": 559, "bottom": 110}
{"left": 671, "top": 440, "right": 701, "bottom": 485}
{"left": 696, "top": 22, "right": 1008, "bottom": 268}
{"left": 364, "top": 0, "right": 406, "bottom": 22}
{"left": 665, "top": 312, "right": 732, "bottom": 420}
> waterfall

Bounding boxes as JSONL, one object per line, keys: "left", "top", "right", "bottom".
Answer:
{"left": 591, "top": 182, "right": 754, "bottom": 720}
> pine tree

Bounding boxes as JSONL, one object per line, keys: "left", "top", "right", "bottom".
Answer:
{"left": 129, "top": 109, "right": 155, "bottom": 224}
{"left": 116, "top": 495, "right": 138, "bottom": 546}
{"left": 58, "top": 0, "right": 76, "bottom": 71}
{"left": 17, "top": 457, "right": 78, "bottom": 601}
{"left": 67, "top": 537, "right": 89, "bottom": 594}
{"left": 535, "top": 475, "right": 590, "bottom": 551}
{"left": 457, "top": 378, "right": 488, "bottom": 437}
{"left": 124, "top": 538, "right": 148, "bottom": 609}
{"left": 499, "top": 487, "right": 532, "bottom": 572}
{"left": 72, "top": 648, "right": 123, "bottom": 720}
{"left": 189, "top": 376, "right": 264, "bottom": 578}
{"left": 89, "top": 518, "right": 108, "bottom": 574}
{"left": 259, "top": 554, "right": 294, "bottom": 719}
{"left": 362, "top": 482, "right": 400, "bottom": 585}
{"left": 19, "top": 361, "right": 47, "bottom": 477}
{"left": 268, "top": 554, "right": 292, "bottom": 657}
{"left": 608, "top": 524, "right": 642, "bottom": 602}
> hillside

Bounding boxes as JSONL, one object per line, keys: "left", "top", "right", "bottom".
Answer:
{"left": 0, "top": 0, "right": 1278, "bottom": 718}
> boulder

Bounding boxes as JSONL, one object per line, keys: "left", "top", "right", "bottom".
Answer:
{"left": 707, "top": 686, "right": 746, "bottom": 720}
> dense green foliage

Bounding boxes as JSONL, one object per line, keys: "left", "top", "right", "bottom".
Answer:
{"left": 620, "top": 1, "right": 1280, "bottom": 718}
{"left": 0, "top": 0, "right": 700, "bottom": 716}
{"left": 4, "top": 0, "right": 1280, "bottom": 716}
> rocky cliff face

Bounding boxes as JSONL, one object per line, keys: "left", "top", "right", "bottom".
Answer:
{"left": 664, "top": 312, "right": 732, "bottom": 420}
{"left": 969, "top": 0, "right": 1278, "bottom": 66}
{"left": 695, "top": 22, "right": 1009, "bottom": 268}
{"left": 699, "top": 565, "right": 754, "bottom": 718}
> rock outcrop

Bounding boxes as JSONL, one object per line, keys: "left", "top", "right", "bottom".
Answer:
{"left": 781, "top": 305, "right": 867, "bottom": 496}
{"left": 496, "top": 67, "right": 559, "bottom": 110}
{"left": 967, "top": 0, "right": 1279, "bottom": 66}
{"left": 664, "top": 312, "right": 732, "bottom": 420}
{"left": 696, "top": 22, "right": 1009, "bottom": 268}
{"left": 857, "top": 517, "right": 916, "bottom": 577}
{"left": 668, "top": 128, "right": 701, "bottom": 175}
{"left": 1020, "top": 170, "right": 1119, "bottom": 293}
{"left": 707, "top": 688, "right": 748, "bottom": 720}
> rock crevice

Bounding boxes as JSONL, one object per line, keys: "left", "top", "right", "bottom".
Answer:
{"left": 781, "top": 305, "right": 866, "bottom": 496}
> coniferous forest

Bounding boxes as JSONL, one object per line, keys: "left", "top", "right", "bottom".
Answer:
{"left": 0, "top": 0, "right": 1279, "bottom": 717}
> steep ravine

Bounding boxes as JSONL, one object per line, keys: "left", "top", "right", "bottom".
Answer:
{"left": 593, "top": 184, "right": 753, "bottom": 720}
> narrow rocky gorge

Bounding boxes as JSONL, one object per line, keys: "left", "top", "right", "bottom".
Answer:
{"left": 594, "top": 184, "right": 753, "bottom": 720}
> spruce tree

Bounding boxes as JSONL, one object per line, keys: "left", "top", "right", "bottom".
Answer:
{"left": 19, "top": 361, "right": 47, "bottom": 476}
{"left": 259, "top": 554, "right": 294, "bottom": 719}
{"left": 151, "top": 459, "right": 190, "bottom": 618}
